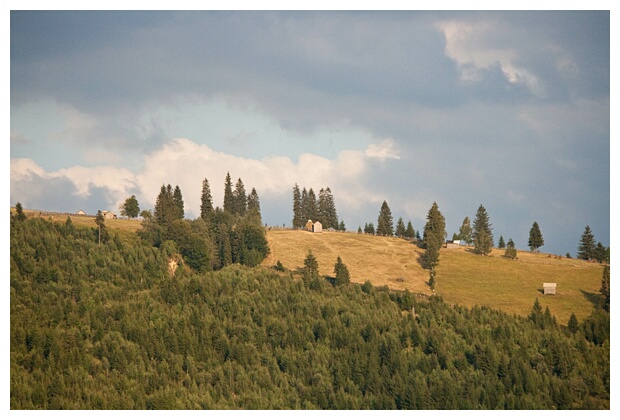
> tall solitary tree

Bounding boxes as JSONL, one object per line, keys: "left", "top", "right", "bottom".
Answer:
{"left": 200, "top": 178, "right": 214, "bottom": 220}
{"left": 422, "top": 202, "right": 446, "bottom": 269}
{"left": 528, "top": 222, "right": 544, "bottom": 252}
{"left": 472, "top": 205, "right": 493, "bottom": 255}
{"left": 498, "top": 236, "right": 506, "bottom": 249}
{"left": 458, "top": 216, "right": 472, "bottom": 245}
{"left": 578, "top": 225, "right": 596, "bottom": 260}
{"left": 376, "top": 201, "right": 394, "bottom": 236}
{"left": 303, "top": 250, "right": 320, "bottom": 280}
{"left": 405, "top": 221, "right": 415, "bottom": 239}
{"left": 333, "top": 256, "right": 350, "bottom": 286}
{"left": 120, "top": 195, "right": 140, "bottom": 219}
{"left": 95, "top": 210, "right": 108, "bottom": 245}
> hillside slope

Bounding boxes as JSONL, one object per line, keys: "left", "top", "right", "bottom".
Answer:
{"left": 263, "top": 230, "right": 605, "bottom": 324}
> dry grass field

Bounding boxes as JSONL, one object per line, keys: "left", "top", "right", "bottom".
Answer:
{"left": 264, "top": 229, "right": 605, "bottom": 324}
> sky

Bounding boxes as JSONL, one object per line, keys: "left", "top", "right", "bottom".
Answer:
{"left": 8, "top": 6, "right": 612, "bottom": 257}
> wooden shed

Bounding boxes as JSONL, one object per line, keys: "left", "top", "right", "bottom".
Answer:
{"left": 313, "top": 221, "right": 323, "bottom": 233}
{"left": 446, "top": 240, "right": 461, "bottom": 249}
{"left": 305, "top": 219, "right": 314, "bottom": 231}
{"left": 76, "top": 209, "right": 86, "bottom": 216}
{"left": 543, "top": 283, "right": 557, "bottom": 295}
{"left": 102, "top": 210, "right": 117, "bottom": 220}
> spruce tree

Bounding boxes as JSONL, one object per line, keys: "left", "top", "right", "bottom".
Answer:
{"left": 247, "top": 187, "right": 262, "bottom": 224}
{"left": 472, "top": 205, "right": 493, "bottom": 255}
{"left": 173, "top": 186, "right": 184, "bottom": 220}
{"left": 578, "top": 225, "right": 595, "bottom": 260}
{"left": 154, "top": 184, "right": 175, "bottom": 226}
{"left": 306, "top": 188, "right": 318, "bottom": 222}
{"left": 318, "top": 187, "right": 338, "bottom": 229}
{"left": 504, "top": 238, "right": 517, "bottom": 259}
{"left": 233, "top": 178, "right": 247, "bottom": 216}
{"left": 292, "top": 184, "right": 303, "bottom": 229}
{"left": 600, "top": 265, "right": 610, "bottom": 312}
{"left": 405, "top": 221, "right": 415, "bottom": 239}
{"left": 422, "top": 202, "right": 445, "bottom": 269}
{"left": 223, "top": 172, "right": 234, "bottom": 214}
{"left": 300, "top": 187, "right": 309, "bottom": 222}
{"left": 528, "top": 222, "right": 544, "bottom": 252}
{"left": 200, "top": 178, "right": 214, "bottom": 220}
{"left": 395, "top": 217, "right": 406, "bottom": 238}
{"left": 303, "top": 250, "right": 319, "bottom": 279}
{"left": 338, "top": 220, "right": 345, "bottom": 231}
{"left": 358, "top": 226, "right": 363, "bottom": 234}
{"left": 458, "top": 216, "right": 472, "bottom": 245}
{"left": 333, "top": 256, "right": 350, "bottom": 286}
{"left": 376, "top": 201, "right": 394, "bottom": 236}
{"left": 15, "top": 202, "right": 26, "bottom": 221}
{"left": 594, "top": 242, "right": 607, "bottom": 263}
{"left": 498, "top": 236, "right": 506, "bottom": 249}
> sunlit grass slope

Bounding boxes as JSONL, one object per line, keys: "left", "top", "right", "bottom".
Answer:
{"left": 264, "top": 229, "right": 605, "bottom": 324}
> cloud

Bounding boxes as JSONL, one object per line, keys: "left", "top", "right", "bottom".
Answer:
{"left": 11, "top": 138, "right": 401, "bottom": 220}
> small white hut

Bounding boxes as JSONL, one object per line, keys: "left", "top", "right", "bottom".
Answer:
{"left": 313, "top": 221, "right": 323, "bottom": 233}
{"left": 543, "top": 283, "right": 557, "bottom": 295}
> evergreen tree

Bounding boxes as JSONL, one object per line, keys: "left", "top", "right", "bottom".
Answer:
{"left": 594, "top": 242, "right": 607, "bottom": 263}
{"left": 578, "top": 226, "right": 596, "bottom": 260}
{"left": 528, "top": 222, "right": 544, "bottom": 252}
{"left": 247, "top": 187, "right": 262, "bottom": 224}
{"left": 333, "top": 256, "right": 350, "bottom": 286}
{"left": 498, "top": 236, "right": 506, "bottom": 249}
{"left": 472, "top": 205, "right": 493, "bottom": 255}
{"left": 303, "top": 250, "right": 319, "bottom": 279}
{"left": 200, "top": 178, "right": 214, "bottom": 220}
{"left": 292, "top": 184, "right": 303, "bottom": 229}
{"left": 338, "top": 220, "right": 345, "bottom": 231}
{"left": 120, "top": 195, "right": 140, "bottom": 219}
{"left": 367, "top": 223, "right": 375, "bottom": 235}
{"left": 567, "top": 313, "right": 579, "bottom": 334}
{"left": 358, "top": 226, "right": 363, "bottom": 234}
{"left": 458, "top": 217, "right": 472, "bottom": 245}
{"left": 223, "top": 172, "right": 234, "bottom": 214}
{"left": 15, "top": 202, "right": 26, "bottom": 221}
{"left": 173, "top": 185, "right": 184, "bottom": 220}
{"left": 233, "top": 178, "right": 247, "bottom": 216}
{"left": 94, "top": 210, "right": 108, "bottom": 245}
{"left": 154, "top": 184, "right": 175, "bottom": 226}
{"left": 395, "top": 217, "right": 406, "bottom": 238}
{"left": 318, "top": 187, "right": 338, "bottom": 229}
{"left": 600, "top": 265, "right": 610, "bottom": 312}
{"left": 306, "top": 188, "right": 318, "bottom": 222}
{"left": 428, "top": 270, "right": 436, "bottom": 292}
{"left": 376, "top": 201, "right": 394, "bottom": 236}
{"left": 405, "top": 221, "right": 415, "bottom": 239}
{"left": 504, "top": 238, "right": 517, "bottom": 259}
{"left": 422, "top": 202, "right": 446, "bottom": 270}
{"left": 300, "top": 187, "right": 309, "bottom": 222}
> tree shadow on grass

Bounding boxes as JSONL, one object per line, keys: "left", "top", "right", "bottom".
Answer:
{"left": 581, "top": 289, "right": 604, "bottom": 307}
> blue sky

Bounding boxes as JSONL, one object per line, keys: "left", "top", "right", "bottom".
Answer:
{"left": 9, "top": 7, "right": 612, "bottom": 257}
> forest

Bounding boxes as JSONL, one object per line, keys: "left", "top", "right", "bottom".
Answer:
{"left": 10, "top": 214, "right": 610, "bottom": 409}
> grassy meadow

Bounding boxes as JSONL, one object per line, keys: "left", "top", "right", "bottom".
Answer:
{"left": 264, "top": 229, "right": 605, "bottom": 324}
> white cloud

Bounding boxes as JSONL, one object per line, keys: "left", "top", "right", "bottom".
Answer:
{"left": 436, "top": 19, "right": 546, "bottom": 98}
{"left": 11, "top": 138, "right": 401, "bottom": 220}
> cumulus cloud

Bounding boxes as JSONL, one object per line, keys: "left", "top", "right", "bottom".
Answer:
{"left": 11, "top": 138, "right": 401, "bottom": 220}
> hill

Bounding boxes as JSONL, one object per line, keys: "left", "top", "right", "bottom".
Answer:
{"left": 263, "top": 230, "right": 605, "bottom": 324}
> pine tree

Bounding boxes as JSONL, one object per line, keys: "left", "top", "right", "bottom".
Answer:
{"left": 173, "top": 185, "right": 184, "bottom": 220}
{"left": 422, "top": 202, "right": 446, "bottom": 270}
{"left": 504, "top": 238, "right": 517, "bottom": 259}
{"left": 200, "top": 178, "right": 214, "bottom": 220}
{"left": 338, "top": 220, "right": 345, "bottom": 231}
{"left": 154, "top": 184, "right": 175, "bottom": 226}
{"left": 292, "top": 184, "right": 303, "bottom": 229}
{"left": 367, "top": 222, "right": 375, "bottom": 235}
{"left": 223, "top": 172, "right": 234, "bottom": 214}
{"left": 95, "top": 210, "right": 108, "bottom": 245}
{"left": 567, "top": 313, "right": 579, "bottom": 334}
{"left": 472, "top": 205, "right": 493, "bottom": 255}
{"left": 318, "top": 187, "right": 338, "bottom": 229}
{"left": 458, "top": 217, "right": 472, "bottom": 245}
{"left": 578, "top": 225, "right": 595, "bottom": 260}
{"left": 233, "top": 178, "right": 247, "bottom": 216}
{"left": 333, "top": 256, "right": 350, "bottom": 286}
{"left": 395, "top": 217, "right": 406, "bottom": 238}
{"left": 120, "top": 195, "right": 140, "bottom": 219}
{"left": 594, "top": 242, "right": 607, "bottom": 263}
{"left": 358, "top": 226, "right": 363, "bottom": 234}
{"left": 405, "top": 221, "right": 415, "bottom": 239}
{"left": 306, "top": 188, "right": 318, "bottom": 222}
{"left": 528, "top": 222, "right": 544, "bottom": 252}
{"left": 498, "top": 236, "right": 506, "bottom": 249}
{"left": 300, "top": 187, "right": 309, "bottom": 222}
{"left": 376, "top": 201, "right": 394, "bottom": 236}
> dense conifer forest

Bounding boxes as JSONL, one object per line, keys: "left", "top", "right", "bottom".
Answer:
{"left": 10, "top": 214, "right": 610, "bottom": 409}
